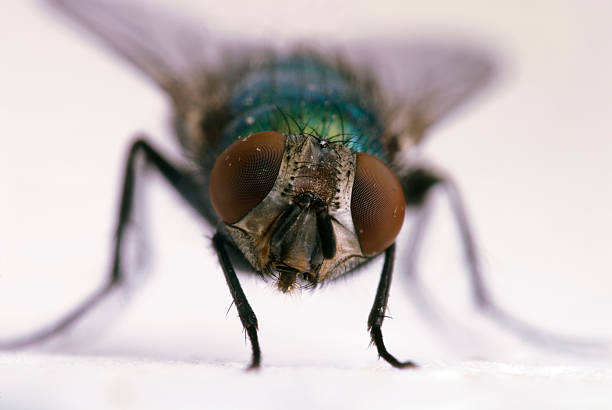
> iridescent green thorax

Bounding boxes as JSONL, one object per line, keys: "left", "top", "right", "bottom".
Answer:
{"left": 221, "top": 55, "right": 385, "bottom": 158}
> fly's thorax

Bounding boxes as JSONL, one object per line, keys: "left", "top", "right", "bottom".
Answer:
{"left": 219, "top": 54, "right": 386, "bottom": 159}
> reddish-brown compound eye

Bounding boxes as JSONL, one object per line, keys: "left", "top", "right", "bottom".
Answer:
{"left": 209, "top": 131, "right": 286, "bottom": 223}
{"left": 351, "top": 153, "right": 406, "bottom": 256}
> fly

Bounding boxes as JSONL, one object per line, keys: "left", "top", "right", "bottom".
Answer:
{"left": 1, "top": 0, "right": 603, "bottom": 369}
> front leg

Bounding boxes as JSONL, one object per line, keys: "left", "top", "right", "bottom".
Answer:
{"left": 368, "top": 244, "right": 417, "bottom": 369}
{"left": 212, "top": 232, "right": 262, "bottom": 369}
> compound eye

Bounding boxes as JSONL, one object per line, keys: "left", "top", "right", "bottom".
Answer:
{"left": 351, "top": 153, "right": 406, "bottom": 256}
{"left": 210, "top": 131, "right": 285, "bottom": 223}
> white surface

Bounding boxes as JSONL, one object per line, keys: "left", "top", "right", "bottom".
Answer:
{"left": 1, "top": 354, "right": 611, "bottom": 410}
{"left": 1, "top": 0, "right": 612, "bottom": 409}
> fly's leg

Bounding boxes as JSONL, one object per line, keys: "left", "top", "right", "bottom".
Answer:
{"left": 0, "top": 282, "right": 116, "bottom": 349}
{"left": 400, "top": 197, "right": 446, "bottom": 324}
{"left": 401, "top": 167, "right": 608, "bottom": 355}
{"left": 368, "top": 243, "right": 417, "bottom": 369}
{"left": 0, "top": 137, "right": 208, "bottom": 349}
{"left": 212, "top": 233, "right": 261, "bottom": 369}
{"left": 402, "top": 168, "right": 490, "bottom": 308}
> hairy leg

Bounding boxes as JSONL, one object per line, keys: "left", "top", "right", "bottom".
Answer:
{"left": 212, "top": 233, "right": 261, "bottom": 369}
{"left": 368, "top": 244, "right": 417, "bottom": 368}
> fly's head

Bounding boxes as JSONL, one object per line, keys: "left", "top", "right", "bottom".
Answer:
{"left": 209, "top": 132, "right": 405, "bottom": 292}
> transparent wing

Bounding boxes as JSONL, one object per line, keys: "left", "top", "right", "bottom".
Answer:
{"left": 46, "top": 0, "right": 496, "bottom": 159}
{"left": 340, "top": 39, "right": 497, "bottom": 153}
{"left": 46, "top": 0, "right": 239, "bottom": 100}
{"left": 45, "top": 0, "right": 262, "bottom": 156}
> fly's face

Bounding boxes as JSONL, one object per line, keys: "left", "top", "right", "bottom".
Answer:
{"left": 209, "top": 131, "right": 406, "bottom": 292}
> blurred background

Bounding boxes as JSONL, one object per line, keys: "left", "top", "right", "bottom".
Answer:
{"left": 0, "top": 0, "right": 611, "bottom": 408}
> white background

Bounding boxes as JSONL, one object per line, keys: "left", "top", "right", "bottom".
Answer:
{"left": 1, "top": 0, "right": 611, "bottom": 409}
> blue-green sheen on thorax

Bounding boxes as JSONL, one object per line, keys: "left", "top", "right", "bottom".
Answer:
{"left": 220, "top": 55, "right": 385, "bottom": 158}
